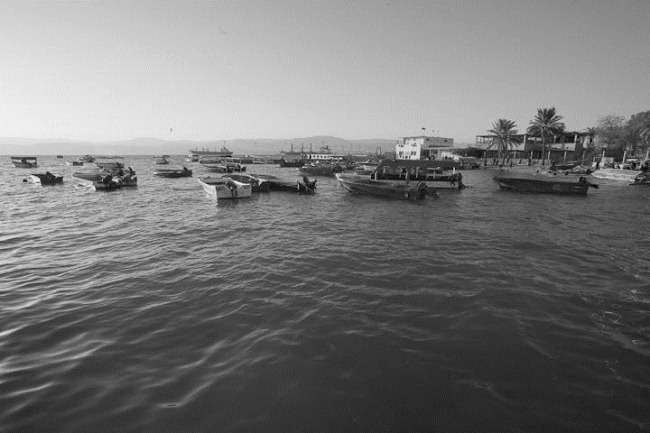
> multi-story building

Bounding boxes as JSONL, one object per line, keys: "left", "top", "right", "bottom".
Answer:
{"left": 396, "top": 135, "right": 455, "bottom": 160}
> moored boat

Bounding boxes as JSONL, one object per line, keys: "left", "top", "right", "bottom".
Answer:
{"left": 252, "top": 174, "right": 316, "bottom": 194}
{"left": 197, "top": 177, "right": 252, "bottom": 199}
{"left": 30, "top": 172, "right": 64, "bottom": 185}
{"left": 72, "top": 172, "right": 123, "bottom": 191}
{"left": 153, "top": 167, "right": 192, "bottom": 178}
{"left": 630, "top": 168, "right": 650, "bottom": 186}
{"left": 154, "top": 155, "right": 170, "bottom": 164}
{"left": 370, "top": 160, "right": 465, "bottom": 189}
{"left": 222, "top": 173, "right": 270, "bottom": 193}
{"left": 590, "top": 167, "right": 639, "bottom": 183}
{"left": 299, "top": 162, "right": 343, "bottom": 177}
{"left": 493, "top": 172, "right": 597, "bottom": 194}
{"left": 279, "top": 158, "right": 306, "bottom": 168}
{"left": 11, "top": 156, "right": 38, "bottom": 168}
{"left": 336, "top": 173, "right": 428, "bottom": 200}
{"left": 354, "top": 161, "right": 380, "bottom": 175}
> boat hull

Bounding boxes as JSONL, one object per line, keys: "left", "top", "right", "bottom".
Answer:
{"left": 590, "top": 168, "right": 639, "bottom": 183}
{"left": 72, "top": 172, "right": 137, "bottom": 190}
{"left": 299, "top": 164, "right": 343, "bottom": 177}
{"left": 253, "top": 174, "right": 316, "bottom": 194}
{"left": 11, "top": 157, "right": 38, "bottom": 168}
{"left": 153, "top": 168, "right": 192, "bottom": 178}
{"left": 336, "top": 174, "right": 427, "bottom": 200}
{"left": 197, "top": 177, "right": 252, "bottom": 199}
{"left": 222, "top": 174, "right": 270, "bottom": 193}
{"left": 493, "top": 175, "right": 592, "bottom": 194}
{"left": 30, "top": 173, "right": 64, "bottom": 185}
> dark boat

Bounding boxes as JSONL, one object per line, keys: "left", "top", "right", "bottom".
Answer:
{"left": 336, "top": 173, "right": 428, "bottom": 201}
{"left": 299, "top": 163, "right": 343, "bottom": 177}
{"left": 253, "top": 174, "right": 316, "bottom": 194}
{"left": 11, "top": 156, "right": 38, "bottom": 168}
{"left": 630, "top": 171, "right": 650, "bottom": 186}
{"left": 279, "top": 158, "right": 306, "bottom": 168}
{"left": 30, "top": 172, "right": 64, "bottom": 185}
{"left": 153, "top": 167, "right": 193, "bottom": 178}
{"left": 493, "top": 172, "right": 597, "bottom": 194}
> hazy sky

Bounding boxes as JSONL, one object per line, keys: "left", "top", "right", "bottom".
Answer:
{"left": 1, "top": 1, "right": 649, "bottom": 143}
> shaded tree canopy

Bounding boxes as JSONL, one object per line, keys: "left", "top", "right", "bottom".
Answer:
{"left": 487, "top": 118, "right": 521, "bottom": 164}
{"left": 597, "top": 114, "right": 627, "bottom": 159}
{"left": 527, "top": 107, "right": 565, "bottom": 165}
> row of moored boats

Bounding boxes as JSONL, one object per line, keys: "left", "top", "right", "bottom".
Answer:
{"left": 11, "top": 156, "right": 650, "bottom": 201}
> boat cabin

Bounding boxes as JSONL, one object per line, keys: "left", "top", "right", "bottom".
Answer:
{"left": 373, "top": 159, "right": 460, "bottom": 181}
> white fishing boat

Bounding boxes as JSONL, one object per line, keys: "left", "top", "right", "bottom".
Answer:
{"left": 590, "top": 167, "right": 640, "bottom": 183}
{"left": 197, "top": 176, "right": 252, "bottom": 199}
{"left": 72, "top": 172, "right": 123, "bottom": 191}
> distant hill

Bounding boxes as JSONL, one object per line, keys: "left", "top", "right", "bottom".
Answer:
{"left": 1, "top": 136, "right": 403, "bottom": 157}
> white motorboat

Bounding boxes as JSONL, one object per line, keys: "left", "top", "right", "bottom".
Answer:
{"left": 197, "top": 177, "right": 252, "bottom": 199}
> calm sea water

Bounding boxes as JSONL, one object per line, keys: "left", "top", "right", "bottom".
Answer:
{"left": 1, "top": 155, "right": 649, "bottom": 433}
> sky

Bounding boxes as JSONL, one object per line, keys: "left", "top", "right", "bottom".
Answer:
{"left": 1, "top": 0, "right": 649, "bottom": 144}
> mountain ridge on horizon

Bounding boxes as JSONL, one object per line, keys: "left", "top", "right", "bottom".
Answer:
{"left": 2, "top": 135, "right": 468, "bottom": 156}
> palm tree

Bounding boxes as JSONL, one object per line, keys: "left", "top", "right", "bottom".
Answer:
{"left": 527, "top": 107, "right": 565, "bottom": 166}
{"left": 487, "top": 119, "right": 521, "bottom": 165}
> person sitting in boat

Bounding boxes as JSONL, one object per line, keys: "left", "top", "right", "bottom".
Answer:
{"left": 302, "top": 176, "right": 316, "bottom": 190}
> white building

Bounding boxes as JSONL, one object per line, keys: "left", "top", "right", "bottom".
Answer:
{"left": 396, "top": 136, "right": 455, "bottom": 160}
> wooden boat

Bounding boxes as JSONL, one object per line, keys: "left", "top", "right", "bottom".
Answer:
{"left": 94, "top": 158, "right": 125, "bottom": 173}
{"left": 630, "top": 171, "right": 650, "bottom": 186}
{"left": 197, "top": 177, "right": 252, "bottom": 199}
{"left": 493, "top": 172, "right": 597, "bottom": 194}
{"left": 299, "top": 163, "right": 343, "bottom": 177}
{"left": 252, "top": 174, "right": 316, "bottom": 194}
{"left": 368, "top": 160, "right": 465, "bottom": 190}
{"left": 154, "top": 155, "right": 170, "bottom": 164}
{"left": 30, "top": 172, "right": 64, "bottom": 185}
{"left": 354, "top": 161, "right": 380, "bottom": 175}
{"left": 11, "top": 156, "right": 38, "bottom": 168}
{"left": 222, "top": 173, "right": 270, "bottom": 193}
{"left": 336, "top": 173, "right": 428, "bottom": 200}
{"left": 201, "top": 158, "right": 246, "bottom": 173}
{"left": 590, "top": 167, "right": 639, "bottom": 183}
{"left": 153, "top": 167, "right": 192, "bottom": 178}
{"left": 72, "top": 172, "right": 123, "bottom": 191}
{"left": 279, "top": 158, "right": 306, "bottom": 168}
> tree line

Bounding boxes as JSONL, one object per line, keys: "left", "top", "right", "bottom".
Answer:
{"left": 482, "top": 109, "right": 650, "bottom": 166}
